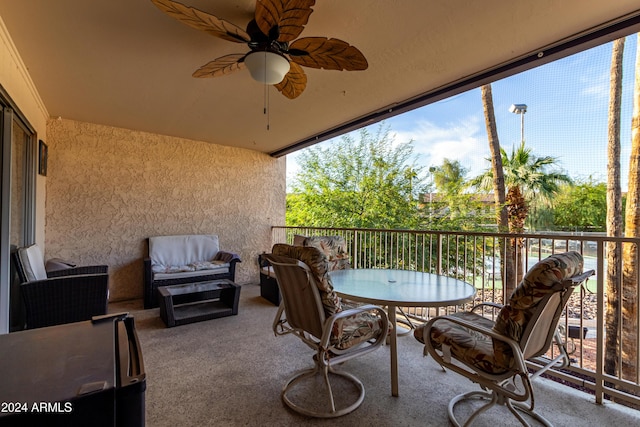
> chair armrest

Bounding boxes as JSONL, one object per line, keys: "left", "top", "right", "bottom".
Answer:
{"left": 47, "top": 265, "right": 108, "bottom": 277}
{"left": 424, "top": 314, "right": 527, "bottom": 373}
{"left": 258, "top": 253, "right": 271, "bottom": 268}
{"left": 142, "top": 257, "right": 151, "bottom": 272}
{"left": 214, "top": 251, "right": 242, "bottom": 264}
{"left": 572, "top": 269, "right": 595, "bottom": 294}
{"left": 26, "top": 272, "right": 107, "bottom": 283}
{"left": 470, "top": 302, "right": 503, "bottom": 315}
{"left": 143, "top": 257, "right": 152, "bottom": 276}
{"left": 571, "top": 269, "right": 595, "bottom": 284}
{"left": 143, "top": 257, "right": 155, "bottom": 309}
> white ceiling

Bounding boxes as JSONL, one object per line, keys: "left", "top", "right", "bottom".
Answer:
{"left": 0, "top": 0, "right": 639, "bottom": 155}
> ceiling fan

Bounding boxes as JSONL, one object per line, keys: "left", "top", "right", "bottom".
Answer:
{"left": 151, "top": 0, "right": 368, "bottom": 99}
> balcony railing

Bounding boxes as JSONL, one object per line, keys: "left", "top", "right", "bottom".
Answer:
{"left": 271, "top": 226, "right": 640, "bottom": 408}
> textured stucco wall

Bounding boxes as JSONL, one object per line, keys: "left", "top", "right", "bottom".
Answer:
{"left": 45, "top": 118, "right": 286, "bottom": 301}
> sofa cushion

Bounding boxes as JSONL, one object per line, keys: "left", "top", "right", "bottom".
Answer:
{"left": 153, "top": 264, "right": 230, "bottom": 281}
{"left": 17, "top": 244, "right": 48, "bottom": 281}
{"left": 149, "top": 234, "right": 220, "bottom": 271}
{"left": 152, "top": 259, "right": 229, "bottom": 274}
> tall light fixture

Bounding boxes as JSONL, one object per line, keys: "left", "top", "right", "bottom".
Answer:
{"left": 509, "top": 104, "right": 527, "bottom": 143}
{"left": 244, "top": 51, "right": 290, "bottom": 85}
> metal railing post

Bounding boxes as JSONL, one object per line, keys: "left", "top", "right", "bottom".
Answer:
{"left": 436, "top": 233, "right": 443, "bottom": 276}
{"left": 595, "top": 240, "right": 605, "bottom": 404}
{"left": 353, "top": 229, "right": 359, "bottom": 268}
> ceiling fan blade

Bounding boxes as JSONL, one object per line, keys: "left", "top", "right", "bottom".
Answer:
{"left": 255, "top": 0, "right": 315, "bottom": 42}
{"left": 289, "top": 37, "right": 368, "bottom": 71}
{"left": 275, "top": 62, "right": 307, "bottom": 99}
{"left": 151, "top": 0, "right": 250, "bottom": 43}
{"left": 192, "top": 54, "right": 247, "bottom": 78}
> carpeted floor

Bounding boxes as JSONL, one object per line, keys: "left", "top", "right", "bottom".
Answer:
{"left": 110, "top": 284, "right": 640, "bottom": 426}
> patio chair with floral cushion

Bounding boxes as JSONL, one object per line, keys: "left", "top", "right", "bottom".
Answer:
{"left": 259, "top": 235, "right": 350, "bottom": 306}
{"left": 265, "top": 244, "right": 388, "bottom": 418}
{"left": 414, "top": 251, "right": 594, "bottom": 427}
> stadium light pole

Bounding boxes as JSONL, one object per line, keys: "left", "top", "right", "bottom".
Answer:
{"left": 509, "top": 104, "right": 527, "bottom": 143}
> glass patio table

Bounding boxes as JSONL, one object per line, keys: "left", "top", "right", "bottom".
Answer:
{"left": 329, "top": 268, "right": 476, "bottom": 397}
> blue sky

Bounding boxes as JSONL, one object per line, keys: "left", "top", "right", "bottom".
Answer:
{"left": 287, "top": 34, "right": 638, "bottom": 192}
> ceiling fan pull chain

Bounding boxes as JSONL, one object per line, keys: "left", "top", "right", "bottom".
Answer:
{"left": 267, "top": 85, "right": 271, "bottom": 131}
{"left": 263, "top": 53, "right": 270, "bottom": 131}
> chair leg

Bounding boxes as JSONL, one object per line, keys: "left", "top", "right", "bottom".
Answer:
{"left": 511, "top": 401, "right": 553, "bottom": 427}
{"left": 281, "top": 362, "right": 366, "bottom": 418}
{"left": 395, "top": 307, "right": 417, "bottom": 336}
{"left": 322, "top": 365, "right": 336, "bottom": 413}
{"left": 448, "top": 390, "right": 497, "bottom": 427}
{"left": 448, "top": 389, "right": 552, "bottom": 427}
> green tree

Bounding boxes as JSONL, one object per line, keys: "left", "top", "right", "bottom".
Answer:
{"left": 544, "top": 179, "right": 607, "bottom": 231}
{"left": 432, "top": 158, "right": 466, "bottom": 194}
{"left": 286, "top": 124, "right": 426, "bottom": 229}
{"left": 427, "top": 159, "right": 492, "bottom": 231}
{"left": 473, "top": 141, "right": 573, "bottom": 232}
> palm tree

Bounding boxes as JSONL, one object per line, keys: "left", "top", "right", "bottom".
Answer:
{"left": 431, "top": 158, "right": 467, "bottom": 194}
{"left": 480, "top": 85, "right": 508, "bottom": 231}
{"left": 473, "top": 141, "right": 572, "bottom": 283}
{"left": 404, "top": 167, "right": 418, "bottom": 202}
{"left": 475, "top": 142, "right": 573, "bottom": 228}
{"left": 622, "top": 33, "right": 640, "bottom": 381}
{"left": 606, "top": 37, "right": 625, "bottom": 378}
{"left": 427, "top": 159, "right": 477, "bottom": 230}
{"left": 481, "top": 84, "right": 515, "bottom": 296}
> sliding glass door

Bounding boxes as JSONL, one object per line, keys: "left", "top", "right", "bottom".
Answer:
{"left": 0, "top": 91, "right": 36, "bottom": 333}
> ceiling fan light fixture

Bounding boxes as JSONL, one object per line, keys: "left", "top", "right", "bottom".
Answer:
{"left": 244, "top": 51, "right": 290, "bottom": 85}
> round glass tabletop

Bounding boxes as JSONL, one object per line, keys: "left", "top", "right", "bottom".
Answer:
{"left": 329, "top": 269, "right": 476, "bottom": 307}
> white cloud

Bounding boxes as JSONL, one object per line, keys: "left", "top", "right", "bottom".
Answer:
{"left": 580, "top": 72, "right": 608, "bottom": 100}
{"left": 286, "top": 116, "right": 493, "bottom": 189}
{"left": 392, "top": 116, "right": 491, "bottom": 179}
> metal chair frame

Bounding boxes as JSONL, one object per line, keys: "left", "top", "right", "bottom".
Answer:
{"left": 266, "top": 253, "right": 388, "bottom": 418}
{"left": 423, "top": 269, "right": 594, "bottom": 427}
